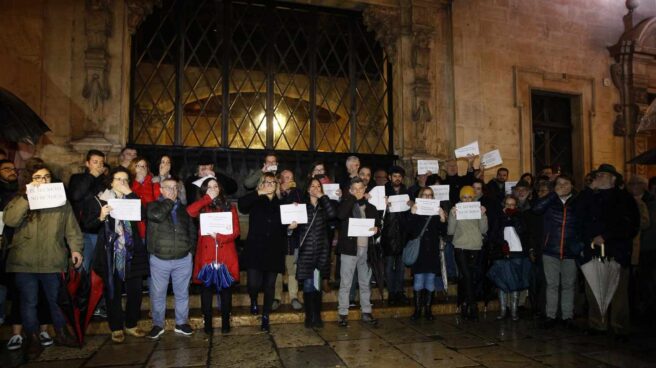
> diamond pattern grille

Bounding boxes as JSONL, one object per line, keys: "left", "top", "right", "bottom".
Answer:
{"left": 130, "top": 0, "right": 391, "bottom": 154}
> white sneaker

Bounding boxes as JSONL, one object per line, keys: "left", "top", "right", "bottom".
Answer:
{"left": 39, "top": 331, "right": 54, "bottom": 347}
{"left": 7, "top": 335, "right": 23, "bottom": 351}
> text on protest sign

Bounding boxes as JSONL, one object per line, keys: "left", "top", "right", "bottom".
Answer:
{"left": 108, "top": 199, "right": 142, "bottom": 221}
{"left": 200, "top": 212, "right": 233, "bottom": 235}
{"left": 280, "top": 203, "right": 308, "bottom": 225}
{"left": 456, "top": 202, "right": 482, "bottom": 220}
{"left": 454, "top": 141, "right": 480, "bottom": 158}
{"left": 26, "top": 183, "right": 67, "bottom": 210}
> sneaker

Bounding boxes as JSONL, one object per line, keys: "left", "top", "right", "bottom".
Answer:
{"left": 271, "top": 299, "right": 281, "bottom": 311}
{"left": 291, "top": 298, "right": 303, "bottom": 311}
{"left": 361, "top": 313, "right": 378, "bottom": 325}
{"left": 39, "top": 331, "right": 54, "bottom": 347}
{"left": 349, "top": 300, "right": 356, "bottom": 308}
{"left": 7, "top": 334, "right": 22, "bottom": 351}
{"left": 174, "top": 324, "right": 193, "bottom": 336}
{"left": 147, "top": 326, "right": 165, "bottom": 340}
{"left": 93, "top": 305, "right": 107, "bottom": 319}
{"left": 338, "top": 314, "right": 348, "bottom": 327}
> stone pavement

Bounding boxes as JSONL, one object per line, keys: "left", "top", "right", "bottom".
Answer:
{"left": 1, "top": 313, "right": 655, "bottom": 368}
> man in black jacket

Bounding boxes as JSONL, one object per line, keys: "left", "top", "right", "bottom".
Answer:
{"left": 336, "top": 178, "right": 380, "bottom": 327}
{"left": 443, "top": 156, "right": 476, "bottom": 205}
{"left": 485, "top": 167, "right": 509, "bottom": 205}
{"left": 146, "top": 178, "right": 197, "bottom": 339}
{"left": 382, "top": 166, "right": 410, "bottom": 306}
{"left": 184, "top": 157, "right": 238, "bottom": 203}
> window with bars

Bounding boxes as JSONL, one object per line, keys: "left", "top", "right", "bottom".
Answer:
{"left": 130, "top": 0, "right": 392, "bottom": 154}
{"left": 531, "top": 91, "right": 574, "bottom": 175}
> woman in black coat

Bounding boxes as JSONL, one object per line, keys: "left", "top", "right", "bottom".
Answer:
{"left": 407, "top": 187, "right": 447, "bottom": 321}
{"left": 293, "top": 178, "right": 336, "bottom": 328}
{"left": 238, "top": 172, "right": 291, "bottom": 332}
{"left": 82, "top": 166, "right": 149, "bottom": 343}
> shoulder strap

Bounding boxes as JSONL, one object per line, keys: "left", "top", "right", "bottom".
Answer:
{"left": 299, "top": 205, "right": 320, "bottom": 248}
{"left": 418, "top": 216, "right": 432, "bottom": 238}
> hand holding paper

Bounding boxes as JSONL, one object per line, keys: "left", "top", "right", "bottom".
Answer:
{"left": 417, "top": 160, "right": 439, "bottom": 175}
{"left": 415, "top": 198, "right": 440, "bottom": 216}
{"left": 200, "top": 212, "right": 233, "bottom": 235}
{"left": 347, "top": 218, "right": 375, "bottom": 237}
{"left": 367, "top": 186, "right": 386, "bottom": 211}
{"left": 108, "top": 199, "right": 142, "bottom": 221}
{"left": 280, "top": 203, "right": 308, "bottom": 225}
{"left": 388, "top": 194, "right": 410, "bottom": 213}
{"left": 26, "top": 183, "right": 67, "bottom": 210}
{"left": 481, "top": 149, "right": 503, "bottom": 169}
{"left": 455, "top": 202, "right": 482, "bottom": 220}
{"left": 322, "top": 183, "right": 340, "bottom": 201}
{"left": 454, "top": 141, "right": 480, "bottom": 158}
{"left": 429, "top": 185, "right": 450, "bottom": 202}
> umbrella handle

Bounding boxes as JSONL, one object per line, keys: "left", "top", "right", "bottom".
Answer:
{"left": 590, "top": 242, "right": 605, "bottom": 259}
{"left": 214, "top": 238, "right": 219, "bottom": 264}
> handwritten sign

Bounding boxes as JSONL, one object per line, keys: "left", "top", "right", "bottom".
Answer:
{"left": 455, "top": 141, "right": 480, "bottom": 158}
{"left": 415, "top": 198, "right": 440, "bottom": 216}
{"left": 368, "top": 186, "right": 386, "bottom": 211}
{"left": 26, "top": 183, "right": 67, "bottom": 210}
{"left": 388, "top": 194, "right": 410, "bottom": 213}
{"left": 200, "top": 212, "right": 233, "bottom": 235}
{"left": 265, "top": 165, "right": 278, "bottom": 173}
{"left": 108, "top": 199, "right": 142, "bottom": 221}
{"left": 322, "top": 183, "right": 340, "bottom": 201}
{"left": 456, "top": 202, "right": 482, "bottom": 220}
{"left": 429, "top": 185, "right": 450, "bottom": 202}
{"left": 505, "top": 181, "right": 518, "bottom": 195}
{"left": 280, "top": 203, "right": 308, "bottom": 225}
{"left": 417, "top": 160, "right": 439, "bottom": 175}
{"left": 347, "top": 218, "right": 375, "bottom": 237}
{"left": 481, "top": 150, "right": 503, "bottom": 168}
{"left": 192, "top": 175, "right": 215, "bottom": 188}
{"left": 0, "top": 211, "right": 4, "bottom": 233}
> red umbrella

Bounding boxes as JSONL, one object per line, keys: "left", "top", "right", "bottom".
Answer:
{"left": 83, "top": 270, "right": 105, "bottom": 333}
{"left": 57, "top": 268, "right": 105, "bottom": 347}
{"left": 57, "top": 268, "right": 84, "bottom": 347}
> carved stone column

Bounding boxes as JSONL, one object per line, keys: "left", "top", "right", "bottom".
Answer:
{"left": 362, "top": 6, "right": 401, "bottom": 64}
{"left": 126, "top": 0, "right": 161, "bottom": 35}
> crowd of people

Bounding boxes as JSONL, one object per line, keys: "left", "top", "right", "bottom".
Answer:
{"left": 0, "top": 146, "right": 655, "bottom": 356}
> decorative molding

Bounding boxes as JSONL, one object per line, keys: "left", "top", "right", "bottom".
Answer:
{"left": 362, "top": 6, "right": 401, "bottom": 62}
{"left": 126, "top": 0, "right": 161, "bottom": 35}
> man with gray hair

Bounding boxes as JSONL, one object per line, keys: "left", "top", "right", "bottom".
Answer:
{"left": 339, "top": 156, "right": 361, "bottom": 191}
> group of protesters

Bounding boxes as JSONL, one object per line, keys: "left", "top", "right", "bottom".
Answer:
{"left": 0, "top": 145, "right": 654, "bottom": 356}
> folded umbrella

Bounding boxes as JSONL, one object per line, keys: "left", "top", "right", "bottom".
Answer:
{"left": 82, "top": 270, "right": 105, "bottom": 337}
{"left": 57, "top": 268, "right": 84, "bottom": 347}
{"left": 581, "top": 243, "right": 621, "bottom": 322}
{"left": 439, "top": 238, "right": 449, "bottom": 294}
{"left": 486, "top": 257, "right": 531, "bottom": 293}
{"left": 197, "top": 238, "right": 234, "bottom": 294}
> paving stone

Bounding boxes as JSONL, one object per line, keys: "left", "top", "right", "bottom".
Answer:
{"left": 364, "top": 319, "right": 432, "bottom": 344}
{"left": 35, "top": 335, "right": 107, "bottom": 362}
{"left": 330, "top": 337, "right": 422, "bottom": 368}
{"left": 458, "top": 346, "right": 547, "bottom": 368}
{"left": 499, "top": 337, "right": 574, "bottom": 357}
{"left": 399, "top": 317, "right": 463, "bottom": 336}
{"left": 146, "top": 347, "right": 208, "bottom": 367}
{"left": 441, "top": 332, "right": 496, "bottom": 350}
{"left": 396, "top": 341, "right": 479, "bottom": 368}
{"left": 535, "top": 353, "right": 616, "bottom": 368}
{"left": 278, "top": 345, "right": 345, "bottom": 368}
{"left": 210, "top": 334, "right": 281, "bottom": 368}
{"left": 84, "top": 341, "right": 156, "bottom": 367}
{"left": 270, "top": 323, "right": 325, "bottom": 348}
{"left": 315, "top": 321, "right": 377, "bottom": 342}
{"left": 21, "top": 359, "right": 86, "bottom": 368}
{"left": 582, "top": 349, "right": 656, "bottom": 368}
{"left": 155, "top": 332, "right": 210, "bottom": 350}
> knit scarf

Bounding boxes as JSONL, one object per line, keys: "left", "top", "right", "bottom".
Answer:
{"left": 100, "top": 189, "right": 133, "bottom": 281}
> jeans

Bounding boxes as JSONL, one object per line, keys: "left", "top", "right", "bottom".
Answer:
{"left": 82, "top": 232, "right": 98, "bottom": 272}
{"left": 414, "top": 273, "right": 436, "bottom": 291}
{"left": 543, "top": 255, "right": 577, "bottom": 320}
{"left": 385, "top": 254, "right": 405, "bottom": 294}
{"left": 15, "top": 273, "right": 66, "bottom": 334}
{"left": 274, "top": 255, "right": 299, "bottom": 300}
{"left": 149, "top": 253, "right": 192, "bottom": 327}
{"left": 338, "top": 247, "right": 372, "bottom": 315}
{"left": 302, "top": 278, "right": 318, "bottom": 293}
{"left": 247, "top": 269, "right": 277, "bottom": 316}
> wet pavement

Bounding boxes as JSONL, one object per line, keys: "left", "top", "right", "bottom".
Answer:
{"left": 1, "top": 314, "right": 655, "bottom": 367}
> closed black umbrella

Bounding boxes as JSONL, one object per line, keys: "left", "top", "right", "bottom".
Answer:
{"left": 0, "top": 87, "right": 51, "bottom": 144}
{"left": 627, "top": 149, "right": 656, "bottom": 165}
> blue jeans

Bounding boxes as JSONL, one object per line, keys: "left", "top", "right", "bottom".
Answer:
{"left": 83, "top": 232, "right": 98, "bottom": 272}
{"left": 303, "top": 278, "right": 318, "bottom": 293}
{"left": 413, "top": 273, "right": 436, "bottom": 292}
{"left": 15, "top": 273, "right": 66, "bottom": 334}
{"left": 385, "top": 255, "right": 405, "bottom": 294}
{"left": 149, "top": 253, "right": 192, "bottom": 327}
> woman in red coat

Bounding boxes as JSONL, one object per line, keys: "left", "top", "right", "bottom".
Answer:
{"left": 128, "top": 157, "right": 156, "bottom": 241}
{"left": 186, "top": 177, "right": 240, "bottom": 335}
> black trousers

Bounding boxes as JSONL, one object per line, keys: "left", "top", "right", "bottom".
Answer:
{"left": 454, "top": 248, "right": 480, "bottom": 306}
{"left": 247, "top": 269, "right": 277, "bottom": 316}
{"left": 201, "top": 285, "right": 232, "bottom": 318}
{"left": 105, "top": 275, "right": 143, "bottom": 332}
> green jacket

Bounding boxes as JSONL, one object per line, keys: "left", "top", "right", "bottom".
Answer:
{"left": 3, "top": 196, "right": 83, "bottom": 273}
{"left": 147, "top": 198, "right": 196, "bottom": 260}
{"left": 447, "top": 207, "right": 488, "bottom": 250}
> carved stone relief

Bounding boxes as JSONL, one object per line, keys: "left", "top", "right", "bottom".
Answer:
{"left": 126, "top": 0, "right": 162, "bottom": 35}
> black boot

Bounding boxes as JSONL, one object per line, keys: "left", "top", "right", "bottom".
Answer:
{"left": 250, "top": 297, "right": 259, "bottom": 315}
{"left": 204, "top": 315, "right": 213, "bottom": 335}
{"left": 303, "top": 292, "right": 313, "bottom": 328}
{"left": 312, "top": 292, "right": 324, "bottom": 328}
{"left": 261, "top": 314, "right": 270, "bottom": 332}
{"left": 425, "top": 291, "right": 435, "bottom": 321}
{"left": 460, "top": 303, "right": 468, "bottom": 320}
{"left": 411, "top": 290, "right": 422, "bottom": 321}
{"left": 221, "top": 311, "right": 231, "bottom": 334}
{"left": 468, "top": 303, "right": 479, "bottom": 321}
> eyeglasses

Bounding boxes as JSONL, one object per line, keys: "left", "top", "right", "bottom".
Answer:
{"left": 113, "top": 177, "right": 129, "bottom": 182}
{"left": 32, "top": 175, "right": 51, "bottom": 182}
{"left": 136, "top": 164, "right": 148, "bottom": 169}
{"left": 263, "top": 180, "right": 277, "bottom": 186}
{"left": 0, "top": 167, "right": 16, "bottom": 172}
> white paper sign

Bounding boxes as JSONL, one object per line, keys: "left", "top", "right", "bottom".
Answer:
{"left": 454, "top": 141, "right": 480, "bottom": 158}
{"left": 368, "top": 186, "right": 386, "bottom": 211}
{"left": 481, "top": 150, "right": 503, "bottom": 168}
{"left": 266, "top": 165, "right": 278, "bottom": 173}
{"left": 417, "top": 160, "right": 439, "bottom": 175}
{"left": 322, "top": 183, "right": 340, "bottom": 201}
{"left": 313, "top": 268, "right": 321, "bottom": 291}
{"left": 280, "top": 203, "right": 308, "bottom": 225}
{"left": 415, "top": 198, "right": 440, "bottom": 216}
{"left": 505, "top": 181, "right": 518, "bottom": 195}
{"left": 193, "top": 175, "right": 215, "bottom": 188}
{"left": 429, "top": 185, "right": 450, "bottom": 202}
{"left": 388, "top": 194, "right": 410, "bottom": 213}
{"left": 0, "top": 211, "right": 4, "bottom": 233}
{"left": 108, "top": 199, "right": 142, "bottom": 221}
{"left": 26, "top": 183, "right": 67, "bottom": 210}
{"left": 347, "top": 218, "right": 375, "bottom": 237}
{"left": 456, "top": 202, "right": 482, "bottom": 220}
{"left": 504, "top": 226, "right": 522, "bottom": 252}
{"left": 200, "top": 212, "right": 233, "bottom": 235}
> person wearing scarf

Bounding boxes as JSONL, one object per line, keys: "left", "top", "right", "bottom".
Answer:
{"left": 83, "top": 167, "right": 149, "bottom": 343}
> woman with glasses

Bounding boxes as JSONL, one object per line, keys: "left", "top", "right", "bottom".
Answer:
{"left": 407, "top": 187, "right": 447, "bottom": 321}
{"left": 3, "top": 164, "right": 82, "bottom": 351}
{"left": 447, "top": 186, "right": 488, "bottom": 320}
{"left": 127, "top": 157, "right": 155, "bottom": 242}
{"left": 82, "top": 167, "right": 149, "bottom": 343}
{"left": 186, "top": 177, "right": 240, "bottom": 335}
{"left": 238, "top": 172, "right": 293, "bottom": 332}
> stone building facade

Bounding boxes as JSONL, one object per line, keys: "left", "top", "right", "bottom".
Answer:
{"left": 1, "top": 0, "right": 655, "bottom": 183}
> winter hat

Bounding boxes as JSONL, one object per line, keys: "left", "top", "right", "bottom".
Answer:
{"left": 460, "top": 185, "right": 475, "bottom": 199}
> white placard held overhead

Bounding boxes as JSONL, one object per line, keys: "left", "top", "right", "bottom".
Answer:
{"left": 322, "top": 183, "right": 340, "bottom": 201}
{"left": 368, "top": 186, "right": 386, "bottom": 211}
{"left": 266, "top": 165, "right": 278, "bottom": 173}
{"left": 200, "top": 212, "right": 233, "bottom": 235}
{"left": 481, "top": 150, "right": 503, "bottom": 168}
{"left": 456, "top": 202, "right": 482, "bottom": 220}
{"left": 0, "top": 211, "right": 4, "bottom": 233}
{"left": 26, "top": 183, "right": 67, "bottom": 210}
{"left": 429, "top": 185, "right": 450, "bottom": 202}
{"left": 415, "top": 198, "right": 440, "bottom": 216}
{"left": 388, "top": 194, "right": 410, "bottom": 213}
{"left": 454, "top": 141, "right": 480, "bottom": 158}
{"left": 347, "top": 218, "right": 376, "bottom": 237}
{"left": 280, "top": 203, "right": 308, "bottom": 225}
{"left": 417, "top": 160, "right": 439, "bottom": 175}
{"left": 108, "top": 199, "right": 142, "bottom": 221}
{"left": 505, "top": 181, "right": 518, "bottom": 195}
{"left": 193, "top": 175, "right": 215, "bottom": 188}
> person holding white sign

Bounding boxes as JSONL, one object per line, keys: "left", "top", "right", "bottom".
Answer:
{"left": 243, "top": 152, "right": 279, "bottom": 190}
{"left": 407, "top": 187, "right": 447, "bottom": 321}
{"left": 447, "top": 186, "right": 488, "bottom": 321}
{"left": 82, "top": 166, "right": 149, "bottom": 343}
{"left": 485, "top": 167, "right": 509, "bottom": 205}
{"left": 443, "top": 157, "right": 476, "bottom": 205}
{"left": 3, "top": 163, "right": 82, "bottom": 349}
{"left": 187, "top": 177, "right": 240, "bottom": 335}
